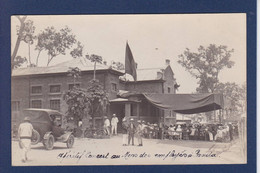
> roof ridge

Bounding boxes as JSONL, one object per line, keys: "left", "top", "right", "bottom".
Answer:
{"left": 137, "top": 67, "right": 164, "bottom": 70}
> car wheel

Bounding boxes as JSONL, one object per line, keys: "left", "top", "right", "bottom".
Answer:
{"left": 66, "top": 135, "right": 74, "bottom": 148}
{"left": 31, "top": 130, "right": 40, "bottom": 145}
{"left": 44, "top": 134, "right": 54, "bottom": 150}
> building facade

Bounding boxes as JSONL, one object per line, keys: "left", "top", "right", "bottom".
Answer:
{"left": 11, "top": 58, "right": 178, "bottom": 131}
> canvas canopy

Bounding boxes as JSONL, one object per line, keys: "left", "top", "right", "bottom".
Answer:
{"left": 143, "top": 93, "right": 224, "bottom": 114}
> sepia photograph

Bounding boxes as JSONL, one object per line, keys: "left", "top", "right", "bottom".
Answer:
{"left": 11, "top": 14, "right": 247, "bottom": 166}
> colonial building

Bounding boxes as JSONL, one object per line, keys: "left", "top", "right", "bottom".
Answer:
{"left": 11, "top": 57, "right": 178, "bottom": 130}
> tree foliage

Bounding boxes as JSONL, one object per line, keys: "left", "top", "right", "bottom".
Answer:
{"left": 178, "top": 44, "right": 235, "bottom": 93}
{"left": 11, "top": 16, "right": 27, "bottom": 70}
{"left": 63, "top": 87, "right": 89, "bottom": 124}
{"left": 17, "top": 19, "right": 36, "bottom": 44}
{"left": 215, "top": 82, "right": 246, "bottom": 114}
{"left": 17, "top": 20, "right": 37, "bottom": 66}
{"left": 67, "top": 67, "right": 81, "bottom": 85}
{"left": 13, "top": 17, "right": 81, "bottom": 68}
{"left": 85, "top": 79, "right": 109, "bottom": 126}
{"left": 63, "top": 79, "right": 109, "bottom": 127}
{"left": 70, "top": 41, "right": 84, "bottom": 59}
{"left": 13, "top": 56, "right": 28, "bottom": 68}
{"left": 110, "top": 61, "right": 125, "bottom": 70}
{"left": 86, "top": 54, "right": 103, "bottom": 80}
{"left": 36, "top": 26, "right": 77, "bottom": 66}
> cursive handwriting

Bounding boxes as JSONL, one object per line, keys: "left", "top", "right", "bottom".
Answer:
{"left": 56, "top": 149, "right": 217, "bottom": 163}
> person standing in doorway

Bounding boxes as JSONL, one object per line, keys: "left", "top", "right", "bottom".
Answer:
{"left": 111, "top": 114, "right": 119, "bottom": 135}
{"left": 18, "top": 117, "right": 34, "bottom": 163}
{"left": 127, "top": 118, "right": 136, "bottom": 146}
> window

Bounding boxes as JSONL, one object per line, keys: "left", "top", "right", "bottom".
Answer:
{"left": 168, "top": 87, "right": 171, "bottom": 93}
{"left": 31, "top": 86, "right": 42, "bottom": 94}
{"left": 12, "top": 101, "right": 20, "bottom": 111}
{"left": 68, "top": 83, "right": 80, "bottom": 90}
{"left": 31, "top": 100, "right": 42, "bottom": 108}
{"left": 50, "top": 85, "right": 61, "bottom": 93}
{"left": 50, "top": 99, "right": 60, "bottom": 111}
{"left": 111, "top": 83, "right": 117, "bottom": 91}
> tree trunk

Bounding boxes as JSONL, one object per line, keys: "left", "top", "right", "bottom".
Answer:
{"left": 36, "top": 50, "right": 42, "bottom": 66}
{"left": 94, "top": 61, "right": 96, "bottom": 80}
{"left": 11, "top": 16, "right": 27, "bottom": 70}
{"left": 28, "top": 43, "right": 31, "bottom": 66}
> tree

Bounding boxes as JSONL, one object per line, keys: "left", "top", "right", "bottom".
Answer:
{"left": 85, "top": 79, "right": 109, "bottom": 127}
{"left": 17, "top": 20, "right": 36, "bottom": 66}
{"left": 13, "top": 56, "right": 27, "bottom": 69}
{"left": 11, "top": 16, "right": 27, "bottom": 70}
{"left": 36, "top": 26, "right": 77, "bottom": 66}
{"left": 110, "top": 61, "right": 125, "bottom": 70}
{"left": 12, "top": 17, "right": 82, "bottom": 68}
{"left": 70, "top": 41, "right": 84, "bottom": 59}
{"left": 67, "top": 67, "right": 81, "bottom": 87}
{"left": 86, "top": 54, "right": 103, "bottom": 80}
{"left": 63, "top": 79, "right": 109, "bottom": 128}
{"left": 63, "top": 87, "right": 89, "bottom": 126}
{"left": 178, "top": 44, "right": 235, "bottom": 93}
{"left": 215, "top": 82, "right": 246, "bottom": 115}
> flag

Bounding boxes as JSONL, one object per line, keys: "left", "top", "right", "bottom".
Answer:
{"left": 125, "top": 42, "right": 137, "bottom": 81}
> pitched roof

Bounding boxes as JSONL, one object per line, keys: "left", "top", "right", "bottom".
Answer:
{"left": 120, "top": 66, "right": 169, "bottom": 81}
{"left": 12, "top": 57, "right": 123, "bottom": 77}
{"left": 12, "top": 57, "right": 172, "bottom": 81}
{"left": 136, "top": 67, "right": 165, "bottom": 81}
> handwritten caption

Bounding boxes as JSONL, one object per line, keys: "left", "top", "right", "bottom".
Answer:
{"left": 57, "top": 149, "right": 217, "bottom": 163}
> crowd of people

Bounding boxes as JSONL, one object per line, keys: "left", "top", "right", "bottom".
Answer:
{"left": 163, "top": 122, "right": 239, "bottom": 142}
{"left": 16, "top": 114, "right": 240, "bottom": 163}
{"left": 118, "top": 117, "right": 239, "bottom": 143}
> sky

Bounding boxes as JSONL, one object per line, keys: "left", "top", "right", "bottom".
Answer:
{"left": 11, "top": 14, "right": 246, "bottom": 93}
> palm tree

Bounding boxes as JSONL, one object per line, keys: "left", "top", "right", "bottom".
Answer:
{"left": 86, "top": 54, "right": 103, "bottom": 80}
{"left": 67, "top": 67, "right": 81, "bottom": 88}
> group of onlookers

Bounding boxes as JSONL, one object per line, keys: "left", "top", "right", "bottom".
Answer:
{"left": 141, "top": 122, "right": 161, "bottom": 139}
{"left": 103, "top": 114, "right": 119, "bottom": 135}
{"left": 163, "top": 122, "right": 239, "bottom": 142}
{"left": 103, "top": 115, "right": 239, "bottom": 144}
{"left": 121, "top": 118, "right": 144, "bottom": 146}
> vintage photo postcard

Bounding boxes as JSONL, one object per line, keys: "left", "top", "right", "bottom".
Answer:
{"left": 11, "top": 14, "right": 247, "bottom": 166}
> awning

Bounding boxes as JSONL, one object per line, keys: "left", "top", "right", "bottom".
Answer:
{"left": 143, "top": 93, "right": 224, "bottom": 114}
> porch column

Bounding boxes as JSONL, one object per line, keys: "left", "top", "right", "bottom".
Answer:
{"left": 125, "top": 103, "right": 131, "bottom": 118}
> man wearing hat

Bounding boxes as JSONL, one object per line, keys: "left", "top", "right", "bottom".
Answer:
{"left": 18, "top": 116, "right": 34, "bottom": 162}
{"left": 104, "top": 116, "right": 110, "bottom": 135}
{"left": 121, "top": 117, "right": 128, "bottom": 146}
{"left": 136, "top": 120, "right": 143, "bottom": 146}
{"left": 127, "top": 118, "right": 136, "bottom": 145}
{"left": 111, "top": 114, "right": 119, "bottom": 135}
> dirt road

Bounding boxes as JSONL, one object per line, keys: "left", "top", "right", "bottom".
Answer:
{"left": 12, "top": 135, "right": 245, "bottom": 166}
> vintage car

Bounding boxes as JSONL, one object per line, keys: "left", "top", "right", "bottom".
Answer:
{"left": 21, "top": 108, "right": 74, "bottom": 150}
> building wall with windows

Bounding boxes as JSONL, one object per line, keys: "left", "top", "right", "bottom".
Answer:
{"left": 11, "top": 70, "right": 122, "bottom": 117}
{"left": 11, "top": 77, "right": 30, "bottom": 122}
{"left": 11, "top": 59, "right": 179, "bottom": 127}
